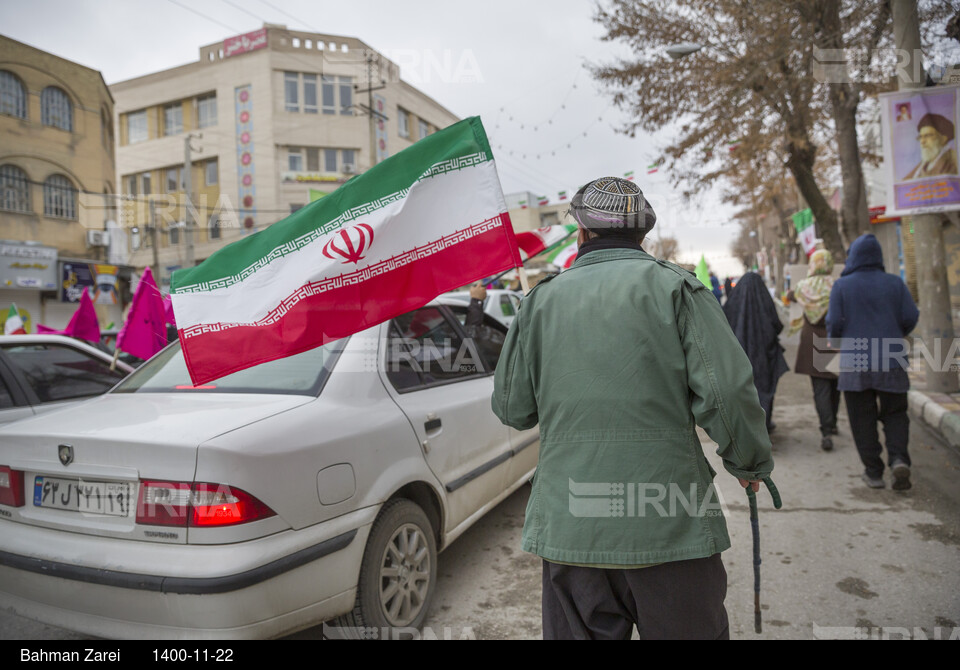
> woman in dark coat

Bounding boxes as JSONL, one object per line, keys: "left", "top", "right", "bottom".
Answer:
{"left": 723, "top": 272, "right": 789, "bottom": 433}
{"left": 787, "top": 249, "right": 839, "bottom": 451}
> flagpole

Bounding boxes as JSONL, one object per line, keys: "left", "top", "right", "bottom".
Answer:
{"left": 110, "top": 347, "right": 119, "bottom": 372}
{"left": 517, "top": 266, "right": 531, "bottom": 295}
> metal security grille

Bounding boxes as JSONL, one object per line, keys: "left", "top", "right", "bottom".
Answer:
{"left": 0, "top": 71, "right": 26, "bottom": 119}
{"left": 41, "top": 87, "right": 73, "bottom": 131}
{"left": 43, "top": 174, "right": 77, "bottom": 219}
{"left": 0, "top": 165, "right": 30, "bottom": 212}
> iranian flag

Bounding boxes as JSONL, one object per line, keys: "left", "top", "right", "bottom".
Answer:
{"left": 4, "top": 304, "right": 25, "bottom": 335}
{"left": 545, "top": 237, "right": 578, "bottom": 270}
{"left": 514, "top": 224, "right": 577, "bottom": 260}
{"left": 171, "top": 117, "right": 521, "bottom": 385}
{"left": 792, "top": 208, "right": 818, "bottom": 257}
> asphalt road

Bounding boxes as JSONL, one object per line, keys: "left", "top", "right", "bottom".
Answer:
{"left": 3, "top": 341, "right": 960, "bottom": 641}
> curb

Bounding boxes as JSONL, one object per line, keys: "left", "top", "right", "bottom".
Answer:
{"left": 908, "top": 389, "right": 960, "bottom": 450}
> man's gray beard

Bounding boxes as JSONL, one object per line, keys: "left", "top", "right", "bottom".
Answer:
{"left": 920, "top": 142, "right": 943, "bottom": 164}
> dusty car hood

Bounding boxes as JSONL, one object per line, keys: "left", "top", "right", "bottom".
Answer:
{"left": 0, "top": 392, "right": 315, "bottom": 447}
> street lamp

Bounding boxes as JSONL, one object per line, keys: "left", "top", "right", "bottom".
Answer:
{"left": 665, "top": 43, "right": 704, "bottom": 60}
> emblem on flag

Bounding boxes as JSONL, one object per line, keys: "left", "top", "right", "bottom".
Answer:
{"left": 322, "top": 223, "right": 375, "bottom": 265}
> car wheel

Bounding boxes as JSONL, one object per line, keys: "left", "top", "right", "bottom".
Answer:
{"left": 334, "top": 498, "right": 437, "bottom": 638}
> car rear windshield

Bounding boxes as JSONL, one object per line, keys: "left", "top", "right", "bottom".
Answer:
{"left": 112, "top": 340, "right": 344, "bottom": 395}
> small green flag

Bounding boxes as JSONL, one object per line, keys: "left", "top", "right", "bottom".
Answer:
{"left": 694, "top": 255, "right": 711, "bottom": 289}
{"left": 309, "top": 189, "right": 329, "bottom": 202}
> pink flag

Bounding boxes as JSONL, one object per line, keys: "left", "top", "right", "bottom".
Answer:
{"left": 117, "top": 267, "right": 167, "bottom": 360}
{"left": 163, "top": 294, "right": 177, "bottom": 327}
{"left": 36, "top": 290, "right": 101, "bottom": 342}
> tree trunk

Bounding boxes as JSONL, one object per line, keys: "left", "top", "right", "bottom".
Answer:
{"left": 785, "top": 137, "right": 846, "bottom": 261}
{"left": 818, "top": 0, "right": 873, "bottom": 246}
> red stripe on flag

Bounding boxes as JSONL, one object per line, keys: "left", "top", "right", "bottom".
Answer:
{"left": 179, "top": 217, "right": 519, "bottom": 384}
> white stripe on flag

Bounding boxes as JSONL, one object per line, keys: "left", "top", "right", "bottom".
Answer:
{"left": 175, "top": 161, "right": 504, "bottom": 328}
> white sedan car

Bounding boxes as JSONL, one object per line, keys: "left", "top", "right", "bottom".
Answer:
{"left": 441, "top": 289, "right": 524, "bottom": 328}
{"left": 0, "top": 300, "right": 537, "bottom": 639}
{"left": 0, "top": 335, "right": 135, "bottom": 426}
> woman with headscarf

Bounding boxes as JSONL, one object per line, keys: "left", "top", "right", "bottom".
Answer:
{"left": 723, "top": 272, "right": 789, "bottom": 434}
{"left": 787, "top": 249, "right": 840, "bottom": 451}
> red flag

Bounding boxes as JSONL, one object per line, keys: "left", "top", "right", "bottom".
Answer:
{"left": 117, "top": 267, "right": 167, "bottom": 360}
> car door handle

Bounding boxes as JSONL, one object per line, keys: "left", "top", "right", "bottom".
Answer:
{"left": 424, "top": 417, "right": 442, "bottom": 435}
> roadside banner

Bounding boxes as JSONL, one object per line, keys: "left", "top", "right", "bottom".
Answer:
{"left": 879, "top": 85, "right": 960, "bottom": 215}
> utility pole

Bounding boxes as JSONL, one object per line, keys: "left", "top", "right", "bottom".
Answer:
{"left": 355, "top": 52, "right": 387, "bottom": 171}
{"left": 149, "top": 198, "right": 160, "bottom": 283}
{"left": 892, "top": 0, "right": 959, "bottom": 393}
{"left": 183, "top": 132, "right": 201, "bottom": 268}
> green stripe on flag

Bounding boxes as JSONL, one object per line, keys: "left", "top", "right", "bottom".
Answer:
{"left": 792, "top": 208, "right": 813, "bottom": 232}
{"left": 172, "top": 117, "right": 494, "bottom": 292}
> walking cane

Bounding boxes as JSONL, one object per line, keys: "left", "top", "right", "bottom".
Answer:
{"left": 746, "top": 476, "right": 781, "bottom": 634}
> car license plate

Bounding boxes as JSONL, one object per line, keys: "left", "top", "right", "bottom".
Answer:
{"left": 33, "top": 476, "right": 134, "bottom": 517}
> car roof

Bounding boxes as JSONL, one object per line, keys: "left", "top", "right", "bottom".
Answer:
{"left": 0, "top": 334, "right": 136, "bottom": 374}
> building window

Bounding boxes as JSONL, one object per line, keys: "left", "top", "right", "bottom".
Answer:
{"left": 43, "top": 174, "right": 77, "bottom": 219}
{"left": 284, "top": 71, "right": 299, "bottom": 112}
{"left": 398, "top": 108, "right": 410, "bottom": 138}
{"left": 141, "top": 172, "right": 151, "bottom": 195}
{"left": 166, "top": 167, "right": 179, "bottom": 193}
{"left": 306, "top": 148, "right": 320, "bottom": 172}
{"left": 418, "top": 119, "right": 430, "bottom": 140}
{"left": 339, "top": 76, "right": 353, "bottom": 115}
{"left": 324, "top": 149, "right": 337, "bottom": 172}
{"left": 342, "top": 149, "right": 356, "bottom": 171}
{"left": 321, "top": 75, "right": 335, "bottom": 115}
{"left": 164, "top": 103, "right": 183, "bottom": 136}
{"left": 197, "top": 94, "right": 217, "bottom": 128}
{"left": 169, "top": 224, "right": 180, "bottom": 245}
{"left": 290, "top": 204, "right": 304, "bottom": 214}
{"left": 205, "top": 159, "right": 218, "bottom": 186}
{"left": 101, "top": 108, "right": 113, "bottom": 150}
{"left": 0, "top": 164, "right": 30, "bottom": 212}
{"left": 288, "top": 148, "right": 304, "bottom": 172}
{"left": 41, "top": 87, "right": 73, "bottom": 131}
{"left": 127, "top": 110, "right": 148, "bottom": 144}
{"left": 125, "top": 174, "right": 138, "bottom": 196}
{"left": 303, "top": 74, "right": 318, "bottom": 114}
{"left": 0, "top": 71, "right": 26, "bottom": 119}
{"left": 209, "top": 213, "right": 220, "bottom": 239}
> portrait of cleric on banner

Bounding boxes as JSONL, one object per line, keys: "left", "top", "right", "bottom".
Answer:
{"left": 884, "top": 86, "right": 960, "bottom": 215}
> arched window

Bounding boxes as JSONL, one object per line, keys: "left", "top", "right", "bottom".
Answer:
{"left": 41, "top": 86, "right": 72, "bottom": 131}
{"left": 0, "top": 71, "right": 26, "bottom": 119}
{"left": 0, "top": 165, "right": 31, "bottom": 212}
{"left": 43, "top": 174, "right": 77, "bottom": 219}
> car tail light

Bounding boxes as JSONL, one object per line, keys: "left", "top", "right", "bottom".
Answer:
{"left": 190, "top": 483, "right": 275, "bottom": 527}
{"left": 0, "top": 466, "right": 24, "bottom": 507}
{"left": 136, "top": 480, "right": 275, "bottom": 527}
{"left": 137, "top": 481, "right": 192, "bottom": 526}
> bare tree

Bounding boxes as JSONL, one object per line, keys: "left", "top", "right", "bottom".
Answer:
{"left": 591, "top": 0, "right": 952, "bottom": 262}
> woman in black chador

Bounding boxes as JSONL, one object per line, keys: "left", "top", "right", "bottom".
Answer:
{"left": 722, "top": 272, "right": 789, "bottom": 433}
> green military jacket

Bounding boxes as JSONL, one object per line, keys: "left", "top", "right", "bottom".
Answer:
{"left": 492, "top": 247, "right": 774, "bottom": 566}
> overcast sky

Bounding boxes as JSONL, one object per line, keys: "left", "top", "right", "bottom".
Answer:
{"left": 1, "top": 0, "right": 744, "bottom": 276}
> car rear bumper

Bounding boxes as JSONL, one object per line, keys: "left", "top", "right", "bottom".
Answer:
{"left": 0, "top": 506, "right": 377, "bottom": 639}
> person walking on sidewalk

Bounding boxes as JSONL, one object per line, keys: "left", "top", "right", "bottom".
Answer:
{"left": 787, "top": 249, "right": 841, "bottom": 452}
{"left": 826, "top": 234, "right": 919, "bottom": 490}
{"left": 723, "top": 272, "right": 790, "bottom": 435}
{"left": 491, "top": 176, "right": 773, "bottom": 640}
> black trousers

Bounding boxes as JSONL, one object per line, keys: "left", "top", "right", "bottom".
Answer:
{"left": 541, "top": 554, "right": 729, "bottom": 640}
{"left": 811, "top": 377, "right": 840, "bottom": 437}
{"left": 843, "top": 389, "right": 910, "bottom": 478}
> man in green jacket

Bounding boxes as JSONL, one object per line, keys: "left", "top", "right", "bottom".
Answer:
{"left": 492, "top": 176, "right": 774, "bottom": 640}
